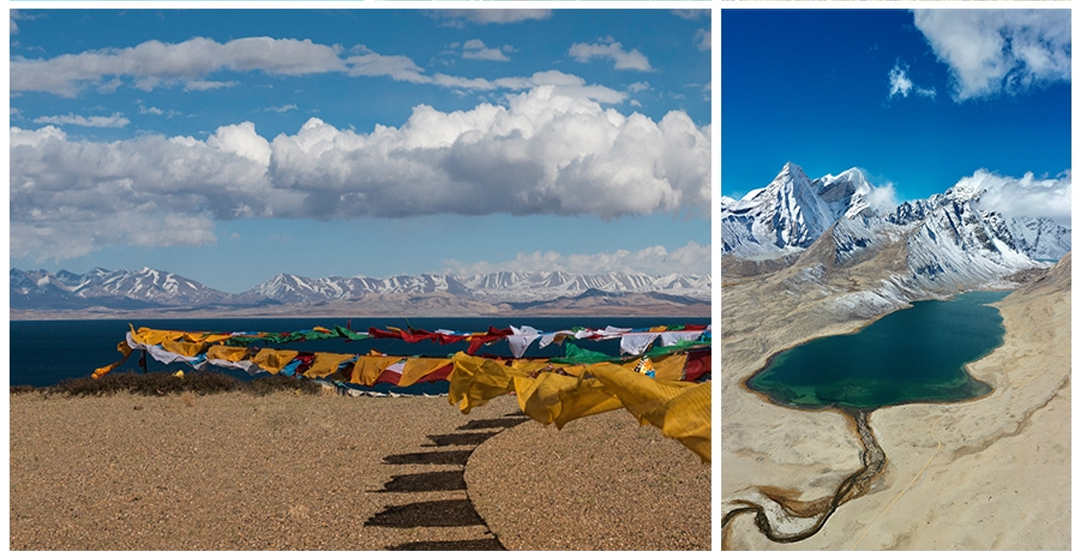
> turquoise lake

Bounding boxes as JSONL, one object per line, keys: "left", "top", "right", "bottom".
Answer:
{"left": 747, "top": 291, "right": 1009, "bottom": 410}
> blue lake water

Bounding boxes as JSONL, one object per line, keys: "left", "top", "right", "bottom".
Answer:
{"left": 746, "top": 292, "right": 1008, "bottom": 410}
{"left": 10, "top": 316, "right": 710, "bottom": 389}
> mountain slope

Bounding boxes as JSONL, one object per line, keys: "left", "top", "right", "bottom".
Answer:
{"left": 721, "top": 163, "right": 879, "bottom": 258}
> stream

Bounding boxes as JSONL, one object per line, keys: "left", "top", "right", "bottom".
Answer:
{"left": 721, "top": 409, "right": 885, "bottom": 543}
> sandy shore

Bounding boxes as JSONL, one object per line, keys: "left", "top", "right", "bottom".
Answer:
{"left": 10, "top": 391, "right": 710, "bottom": 550}
{"left": 721, "top": 257, "right": 1070, "bottom": 549}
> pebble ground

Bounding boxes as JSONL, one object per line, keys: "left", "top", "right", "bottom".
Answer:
{"left": 10, "top": 390, "right": 710, "bottom": 550}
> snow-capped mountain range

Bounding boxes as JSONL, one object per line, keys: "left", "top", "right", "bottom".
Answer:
{"left": 249, "top": 271, "right": 709, "bottom": 303}
{"left": 722, "top": 161, "right": 1070, "bottom": 297}
{"left": 10, "top": 267, "right": 263, "bottom": 310}
{"left": 10, "top": 266, "right": 711, "bottom": 313}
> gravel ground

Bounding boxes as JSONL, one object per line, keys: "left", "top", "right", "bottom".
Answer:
{"left": 11, "top": 390, "right": 711, "bottom": 550}
{"left": 467, "top": 410, "right": 711, "bottom": 550}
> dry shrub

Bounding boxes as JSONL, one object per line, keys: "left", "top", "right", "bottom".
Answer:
{"left": 31, "top": 371, "right": 322, "bottom": 397}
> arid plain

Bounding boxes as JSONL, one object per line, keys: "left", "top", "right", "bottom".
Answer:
{"left": 721, "top": 253, "right": 1070, "bottom": 549}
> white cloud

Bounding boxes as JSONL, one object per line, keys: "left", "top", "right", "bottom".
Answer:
{"left": 865, "top": 182, "right": 898, "bottom": 214}
{"left": 137, "top": 102, "right": 183, "bottom": 119}
{"left": 11, "top": 90, "right": 710, "bottom": 261}
{"left": 10, "top": 10, "right": 45, "bottom": 36}
{"left": 960, "top": 169, "right": 1071, "bottom": 227}
{"left": 12, "top": 37, "right": 346, "bottom": 96}
{"left": 671, "top": 10, "right": 709, "bottom": 21}
{"left": 913, "top": 10, "right": 1070, "bottom": 101}
{"left": 32, "top": 112, "right": 130, "bottom": 128}
{"left": 12, "top": 36, "right": 624, "bottom": 105}
{"left": 569, "top": 38, "right": 654, "bottom": 72}
{"left": 461, "top": 39, "right": 511, "bottom": 62}
{"left": 206, "top": 122, "right": 272, "bottom": 166}
{"left": 517, "top": 70, "right": 627, "bottom": 104}
{"left": 628, "top": 81, "right": 651, "bottom": 93}
{"left": 443, "top": 241, "right": 711, "bottom": 277}
{"left": 888, "top": 61, "right": 937, "bottom": 100}
{"left": 183, "top": 79, "right": 238, "bottom": 92}
{"left": 344, "top": 51, "right": 429, "bottom": 82}
{"left": 434, "top": 10, "right": 552, "bottom": 26}
{"left": 265, "top": 103, "right": 298, "bottom": 113}
{"left": 695, "top": 29, "right": 711, "bottom": 52}
{"left": 422, "top": 70, "right": 625, "bottom": 104}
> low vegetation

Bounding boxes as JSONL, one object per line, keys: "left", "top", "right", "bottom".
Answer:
{"left": 10, "top": 371, "right": 324, "bottom": 397}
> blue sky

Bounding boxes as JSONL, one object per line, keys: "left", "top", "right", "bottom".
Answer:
{"left": 722, "top": 9, "right": 1070, "bottom": 214}
{"left": 10, "top": 9, "right": 711, "bottom": 293}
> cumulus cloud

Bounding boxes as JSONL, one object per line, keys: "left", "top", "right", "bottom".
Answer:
{"left": 32, "top": 112, "right": 130, "bottom": 128}
{"left": 569, "top": 38, "right": 654, "bottom": 72}
{"left": 442, "top": 241, "right": 711, "bottom": 277}
{"left": 12, "top": 90, "right": 710, "bottom": 261}
{"left": 887, "top": 61, "right": 937, "bottom": 100}
{"left": 960, "top": 169, "right": 1071, "bottom": 227}
{"left": 913, "top": 9, "right": 1070, "bottom": 101}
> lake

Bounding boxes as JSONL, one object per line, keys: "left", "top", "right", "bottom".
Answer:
{"left": 746, "top": 292, "right": 1008, "bottom": 410}
{"left": 10, "top": 316, "right": 710, "bottom": 389}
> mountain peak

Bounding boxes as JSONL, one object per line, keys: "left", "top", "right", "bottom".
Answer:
{"left": 721, "top": 162, "right": 875, "bottom": 257}
{"left": 781, "top": 161, "right": 805, "bottom": 174}
{"left": 775, "top": 162, "right": 811, "bottom": 185}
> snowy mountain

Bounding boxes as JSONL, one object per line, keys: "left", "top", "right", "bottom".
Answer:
{"left": 244, "top": 273, "right": 473, "bottom": 303}
{"left": 9, "top": 267, "right": 270, "bottom": 310}
{"left": 1006, "top": 216, "right": 1072, "bottom": 260}
{"left": 11, "top": 267, "right": 711, "bottom": 314}
{"left": 721, "top": 163, "right": 879, "bottom": 258}
{"left": 724, "top": 161, "right": 1071, "bottom": 299}
{"left": 243, "top": 271, "right": 710, "bottom": 303}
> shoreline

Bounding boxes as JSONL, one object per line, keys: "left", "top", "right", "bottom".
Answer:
{"left": 735, "top": 289, "right": 1012, "bottom": 414}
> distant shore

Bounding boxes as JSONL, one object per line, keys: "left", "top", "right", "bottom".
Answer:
{"left": 11, "top": 391, "right": 710, "bottom": 550}
{"left": 10, "top": 302, "right": 711, "bottom": 321}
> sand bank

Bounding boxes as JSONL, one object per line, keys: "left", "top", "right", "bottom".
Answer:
{"left": 11, "top": 391, "right": 710, "bottom": 550}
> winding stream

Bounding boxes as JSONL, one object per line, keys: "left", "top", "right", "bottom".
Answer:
{"left": 721, "top": 409, "right": 884, "bottom": 543}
